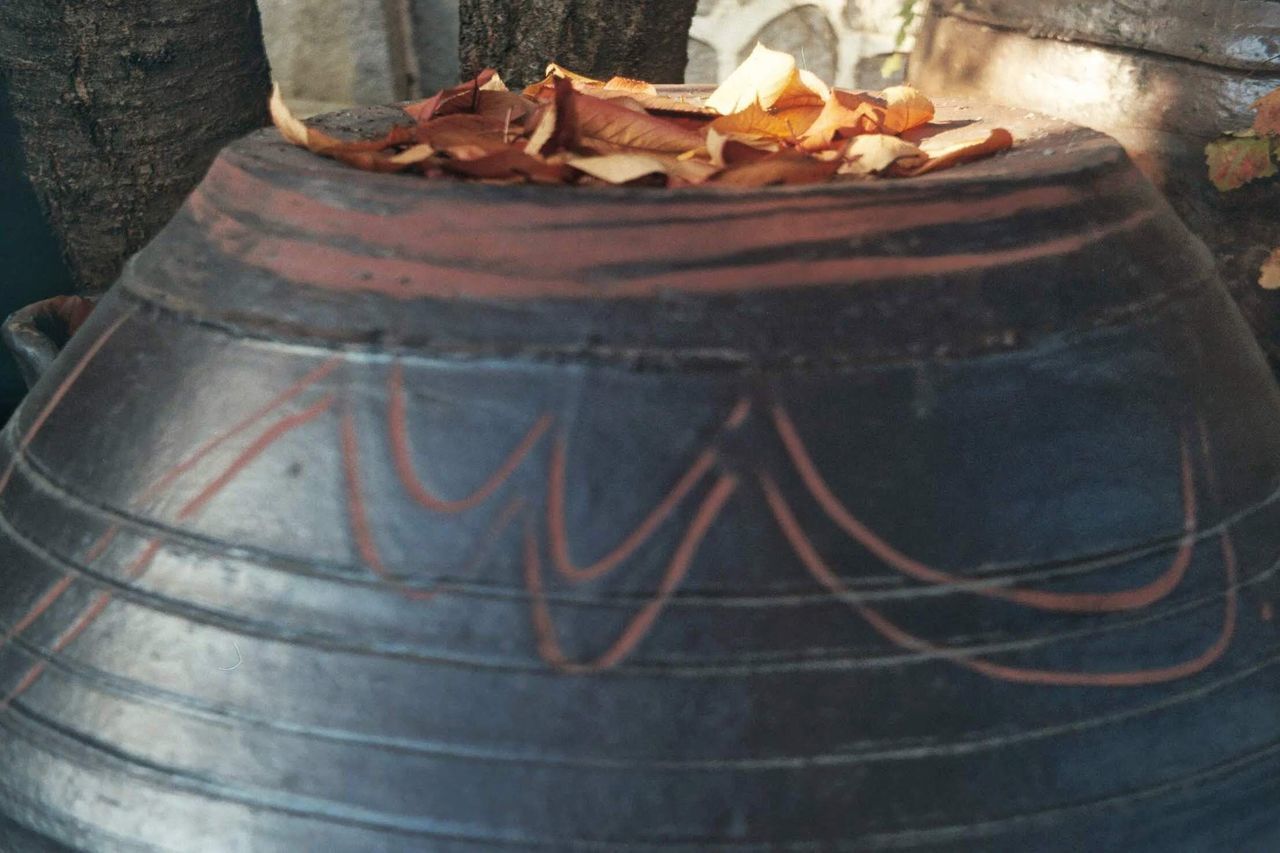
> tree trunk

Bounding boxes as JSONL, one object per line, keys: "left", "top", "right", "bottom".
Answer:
{"left": 459, "top": 0, "right": 699, "bottom": 87}
{"left": 0, "top": 0, "right": 272, "bottom": 293}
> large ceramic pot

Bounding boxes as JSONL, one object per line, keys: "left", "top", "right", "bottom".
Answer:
{"left": 909, "top": 0, "right": 1280, "bottom": 366}
{"left": 2, "top": 101, "right": 1280, "bottom": 851}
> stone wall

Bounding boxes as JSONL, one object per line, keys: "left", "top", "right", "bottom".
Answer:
{"left": 689, "top": 0, "right": 913, "bottom": 88}
{"left": 259, "top": 0, "right": 914, "bottom": 111}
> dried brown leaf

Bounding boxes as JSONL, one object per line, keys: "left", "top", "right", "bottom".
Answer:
{"left": 799, "top": 91, "right": 884, "bottom": 150}
{"left": 706, "top": 43, "right": 827, "bottom": 115}
{"left": 271, "top": 85, "right": 414, "bottom": 172}
{"left": 838, "top": 134, "right": 925, "bottom": 176}
{"left": 879, "top": 86, "right": 935, "bottom": 135}
{"left": 404, "top": 69, "right": 500, "bottom": 124}
{"left": 441, "top": 148, "right": 570, "bottom": 183}
{"left": 568, "top": 153, "right": 669, "bottom": 184}
{"left": 604, "top": 77, "right": 659, "bottom": 96}
{"left": 898, "top": 128, "right": 1013, "bottom": 176}
{"left": 417, "top": 113, "right": 512, "bottom": 159}
{"left": 712, "top": 149, "right": 841, "bottom": 187}
{"left": 574, "top": 90, "right": 704, "bottom": 153}
{"left": 705, "top": 128, "right": 780, "bottom": 167}
{"left": 709, "top": 100, "right": 802, "bottom": 140}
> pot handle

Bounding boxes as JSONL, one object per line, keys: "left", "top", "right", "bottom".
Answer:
{"left": 2, "top": 296, "right": 98, "bottom": 389}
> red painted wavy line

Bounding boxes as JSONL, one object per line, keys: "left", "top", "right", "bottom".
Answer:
{"left": 548, "top": 399, "right": 750, "bottom": 585}
{"left": 772, "top": 404, "right": 1199, "bottom": 613}
{"left": 0, "top": 357, "right": 341, "bottom": 665}
{"left": 527, "top": 474, "right": 739, "bottom": 674}
{"left": 345, "top": 406, "right": 528, "bottom": 600}
{"left": 178, "top": 394, "right": 336, "bottom": 520}
{"left": 760, "top": 471, "right": 1238, "bottom": 688}
{"left": 0, "top": 576, "right": 74, "bottom": 649}
{"left": 0, "top": 310, "right": 132, "bottom": 499}
{"left": 548, "top": 441, "right": 718, "bottom": 585}
{"left": 139, "top": 357, "right": 342, "bottom": 505}
{"left": 387, "top": 362, "right": 553, "bottom": 514}
{"left": 1, "top": 396, "right": 335, "bottom": 708}
{"left": 0, "top": 539, "right": 161, "bottom": 711}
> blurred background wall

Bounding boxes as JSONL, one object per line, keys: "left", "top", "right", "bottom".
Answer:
{"left": 258, "top": 0, "right": 916, "bottom": 113}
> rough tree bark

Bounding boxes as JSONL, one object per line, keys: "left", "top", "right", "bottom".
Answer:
{"left": 0, "top": 0, "right": 272, "bottom": 293}
{"left": 458, "top": 0, "right": 699, "bottom": 87}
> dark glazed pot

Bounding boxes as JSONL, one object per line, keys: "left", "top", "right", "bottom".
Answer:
{"left": 2, "top": 101, "right": 1280, "bottom": 851}
{"left": 909, "top": 0, "right": 1280, "bottom": 366}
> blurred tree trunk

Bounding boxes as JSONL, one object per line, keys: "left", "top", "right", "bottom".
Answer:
{"left": 0, "top": 0, "right": 272, "bottom": 293}
{"left": 459, "top": 0, "right": 698, "bottom": 87}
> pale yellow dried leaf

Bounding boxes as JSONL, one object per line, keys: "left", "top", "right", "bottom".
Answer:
{"left": 709, "top": 100, "right": 800, "bottom": 140}
{"left": 389, "top": 144, "right": 436, "bottom": 165}
{"left": 880, "top": 85, "right": 935, "bottom": 134}
{"left": 839, "top": 134, "right": 925, "bottom": 176}
{"left": 568, "top": 153, "right": 669, "bottom": 183}
{"left": 524, "top": 103, "right": 557, "bottom": 155}
{"left": 774, "top": 68, "right": 831, "bottom": 110}
{"left": 799, "top": 91, "right": 883, "bottom": 150}
{"left": 604, "top": 76, "right": 659, "bottom": 96}
{"left": 269, "top": 84, "right": 312, "bottom": 148}
{"left": 707, "top": 43, "right": 802, "bottom": 115}
{"left": 545, "top": 63, "right": 601, "bottom": 85}
{"left": 901, "top": 128, "right": 1014, "bottom": 176}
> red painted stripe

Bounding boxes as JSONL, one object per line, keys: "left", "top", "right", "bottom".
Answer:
{"left": 527, "top": 474, "right": 739, "bottom": 674}
{"left": 177, "top": 395, "right": 335, "bottom": 520}
{"left": 139, "top": 357, "right": 341, "bottom": 504}
{"left": 387, "top": 362, "right": 553, "bottom": 514}
{"left": 0, "top": 311, "right": 132, "bottom": 498}
{"left": 772, "top": 404, "right": 1199, "bottom": 613}
{"left": 187, "top": 158, "right": 1121, "bottom": 301}
{"left": 760, "top": 472, "right": 1237, "bottom": 688}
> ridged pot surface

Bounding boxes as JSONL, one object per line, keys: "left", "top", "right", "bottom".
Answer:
{"left": 2, "top": 102, "right": 1280, "bottom": 851}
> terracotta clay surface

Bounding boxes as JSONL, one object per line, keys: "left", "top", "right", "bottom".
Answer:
{"left": 1, "top": 102, "right": 1280, "bottom": 850}
{"left": 910, "top": 0, "right": 1280, "bottom": 365}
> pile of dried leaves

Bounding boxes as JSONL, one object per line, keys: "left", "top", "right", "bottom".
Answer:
{"left": 1205, "top": 86, "right": 1279, "bottom": 289}
{"left": 270, "top": 43, "right": 1013, "bottom": 189}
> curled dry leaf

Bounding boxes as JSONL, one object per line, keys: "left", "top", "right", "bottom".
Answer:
{"left": 566, "top": 152, "right": 718, "bottom": 185}
{"left": 706, "top": 43, "right": 827, "bottom": 115}
{"left": 604, "top": 77, "right": 658, "bottom": 96}
{"left": 706, "top": 128, "right": 780, "bottom": 167}
{"left": 710, "top": 100, "right": 804, "bottom": 141}
{"left": 880, "top": 86, "right": 935, "bottom": 135}
{"left": 902, "top": 128, "right": 1015, "bottom": 177}
{"left": 405, "top": 69, "right": 502, "bottom": 124}
{"left": 528, "top": 64, "right": 715, "bottom": 116}
{"left": 573, "top": 90, "right": 704, "bottom": 153}
{"left": 712, "top": 149, "right": 841, "bottom": 187}
{"left": 1261, "top": 249, "right": 1280, "bottom": 290}
{"left": 799, "top": 91, "right": 885, "bottom": 150}
{"left": 839, "top": 134, "right": 925, "bottom": 176}
{"left": 270, "top": 85, "right": 414, "bottom": 172}
{"left": 441, "top": 149, "right": 569, "bottom": 183}
{"left": 568, "top": 153, "right": 669, "bottom": 184}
